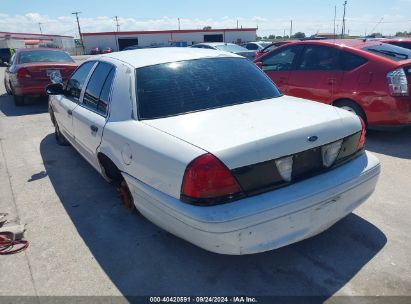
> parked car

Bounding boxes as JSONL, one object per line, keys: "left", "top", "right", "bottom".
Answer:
{"left": 191, "top": 43, "right": 256, "bottom": 60}
{"left": 0, "top": 48, "right": 15, "bottom": 65}
{"left": 90, "top": 47, "right": 101, "bottom": 55}
{"left": 255, "top": 41, "right": 292, "bottom": 59}
{"left": 254, "top": 39, "right": 411, "bottom": 129}
{"left": 4, "top": 48, "right": 77, "bottom": 106}
{"left": 102, "top": 47, "right": 113, "bottom": 54}
{"left": 242, "top": 41, "right": 272, "bottom": 51}
{"left": 382, "top": 38, "right": 411, "bottom": 50}
{"left": 46, "top": 48, "right": 379, "bottom": 255}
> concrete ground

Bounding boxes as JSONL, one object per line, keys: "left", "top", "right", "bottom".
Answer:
{"left": 0, "top": 65, "right": 410, "bottom": 300}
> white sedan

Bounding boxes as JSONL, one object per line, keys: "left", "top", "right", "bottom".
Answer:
{"left": 46, "top": 48, "right": 380, "bottom": 255}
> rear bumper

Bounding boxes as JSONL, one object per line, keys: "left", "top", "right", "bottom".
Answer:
{"left": 124, "top": 151, "right": 380, "bottom": 255}
{"left": 13, "top": 83, "right": 49, "bottom": 96}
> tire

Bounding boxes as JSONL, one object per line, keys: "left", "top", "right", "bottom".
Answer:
{"left": 334, "top": 100, "right": 367, "bottom": 125}
{"left": 55, "top": 122, "right": 70, "bottom": 146}
{"left": 4, "top": 79, "right": 11, "bottom": 95}
{"left": 13, "top": 95, "right": 25, "bottom": 106}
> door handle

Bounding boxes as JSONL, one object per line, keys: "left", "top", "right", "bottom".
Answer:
{"left": 90, "top": 125, "right": 98, "bottom": 133}
{"left": 67, "top": 109, "right": 72, "bottom": 115}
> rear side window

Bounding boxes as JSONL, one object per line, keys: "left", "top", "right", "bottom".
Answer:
{"left": 386, "top": 41, "right": 411, "bottom": 51}
{"left": 65, "top": 61, "right": 95, "bottom": 101}
{"left": 342, "top": 52, "right": 368, "bottom": 71}
{"left": 298, "top": 45, "right": 341, "bottom": 71}
{"left": 83, "top": 62, "right": 115, "bottom": 116}
{"left": 363, "top": 44, "right": 411, "bottom": 61}
{"left": 261, "top": 45, "right": 303, "bottom": 71}
{"left": 136, "top": 57, "right": 281, "bottom": 120}
{"left": 246, "top": 43, "right": 259, "bottom": 50}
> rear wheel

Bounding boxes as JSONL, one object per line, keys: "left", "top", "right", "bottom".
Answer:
{"left": 55, "top": 122, "right": 70, "bottom": 146}
{"left": 13, "top": 95, "right": 25, "bottom": 106}
{"left": 334, "top": 100, "right": 367, "bottom": 125}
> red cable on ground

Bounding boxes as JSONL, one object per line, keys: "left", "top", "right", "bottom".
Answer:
{"left": 0, "top": 233, "right": 29, "bottom": 255}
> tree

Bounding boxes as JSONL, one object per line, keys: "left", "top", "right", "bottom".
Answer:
{"left": 293, "top": 32, "right": 306, "bottom": 39}
{"left": 203, "top": 26, "right": 212, "bottom": 30}
{"left": 396, "top": 31, "right": 410, "bottom": 37}
{"left": 268, "top": 34, "right": 275, "bottom": 39}
{"left": 370, "top": 32, "right": 383, "bottom": 38}
{"left": 276, "top": 36, "right": 283, "bottom": 40}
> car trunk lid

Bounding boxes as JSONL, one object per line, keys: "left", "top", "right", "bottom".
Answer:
{"left": 18, "top": 63, "right": 77, "bottom": 81}
{"left": 143, "top": 95, "right": 361, "bottom": 170}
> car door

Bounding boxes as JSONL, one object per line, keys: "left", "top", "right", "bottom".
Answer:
{"left": 287, "top": 44, "right": 344, "bottom": 104}
{"left": 53, "top": 61, "right": 96, "bottom": 142}
{"left": 72, "top": 61, "right": 116, "bottom": 169}
{"left": 258, "top": 44, "right": 304, "bottom": 94}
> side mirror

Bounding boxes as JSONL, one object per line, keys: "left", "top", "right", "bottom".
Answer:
{"left": 46, "top": 83, "right": 65, "bottom": 95}
{"left": 255, "top": 61, "right": 263, "bottom": 69}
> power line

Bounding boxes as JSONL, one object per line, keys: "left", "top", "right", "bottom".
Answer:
{"left": 72, "top": 11, "right": 85, "bottom": 54}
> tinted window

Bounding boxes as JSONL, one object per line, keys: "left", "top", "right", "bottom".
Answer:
{"left": 97, "top": 69, "right": 115, "bottom": 115}
{"left": 342, "top": 52, "right": 368, "bottom": 71}
{"left": 65, "top": 61, "right": 95, "bottom": 101}
{"left": 246, "top": 43, "right": 259, "bottom": 50}
{"left": 18, "top": 50, "right": 74, "bottom": 64}
{"left": 298, "top": 45, "right": 341, "bottom": 70}
{"left": 136, "top": 58, "right": 281, "bottom": 120}
{"left": 386, "top": 41, "right": 411, "bottom": 51}
{"left": 83, "top": 62, "right": 113, "bottom": 112}
{"left": 261, "top": 45, "right": 303, "bottom": 71}
{"left": 363, "top": 44, "right": 411, "bottom": 61}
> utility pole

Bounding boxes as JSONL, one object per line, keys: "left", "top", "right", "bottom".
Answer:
{"left": 237, "top": 19, "right": 239, "bottom": 29}
{"left": 178, "top": 18, "right": 181, "bottom": 30}
{"left": 38, "top": 22, "right": 43, "bottom": 34}
{"left": 333, "top": 5, "right": 337, "bottom": 38}
{"left": 290, "top": 20, "right": 293, "bottom": 38}
{"left": 341, "top": 0, "right": 347, "bottom": 38}
{"left": 114, "top": 16, "right": 120, "bottom": 32}
{"left": 72, "top": 12, "right": 85, "bottom": 54}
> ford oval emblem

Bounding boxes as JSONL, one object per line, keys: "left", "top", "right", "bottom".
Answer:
{"left": 308, "top": 136, "right": 318, "bottom": 142}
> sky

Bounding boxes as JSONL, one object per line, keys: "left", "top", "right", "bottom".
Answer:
{"left": 1, "top": 0, "right": 411, "bottom": 38}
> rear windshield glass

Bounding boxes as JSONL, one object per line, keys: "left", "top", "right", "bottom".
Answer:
{"left": 18, "top": 50, "right": 74, "bottom": 64}
{"left": 363, "top": 44, "right": 411, "bottom": 61}
{"left": 136, "top": 57, "right": 281, "bottom": 120}
{"left": 214, "top": 44, "right": 249, "bottom": 53}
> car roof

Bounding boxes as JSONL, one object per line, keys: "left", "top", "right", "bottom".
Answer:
{"left": 195, "top": 42, "right": 238, "bottom": 46}
{"left": 288, "top": 39, "right": 387, "bottom": 50}
{"left": 98, "top": 47, "right": 240, "bottom": 68}
{"left": 15, "top": 48, "right": 67, "bottom": 53}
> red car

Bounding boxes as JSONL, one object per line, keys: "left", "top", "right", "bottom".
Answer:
{"left": 102, "top": 47, "right": 113, "bottom": 54}
{"left": 4, "top": 48, "right": 77, "bottom": 106}
{"left": 255, "top": 41, "right": 293, "bottom": 60}
{"left": 383, "top": 38, "right": 411, "bottom": 51}
{"left": 254, "top": 39, "right": 411, "bottom": 129}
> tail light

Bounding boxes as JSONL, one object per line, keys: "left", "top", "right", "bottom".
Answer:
{"left": 387, "top": 68, "right": 408, "bottom": 96}
{"left": 181, "top": 153, "right": 244, "bottom": 206}
{"left": 16, "top": 68, "right": 31, "bottom": 79}
{"left": 358, "top": 117, "right": 366, "bottom": 150}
